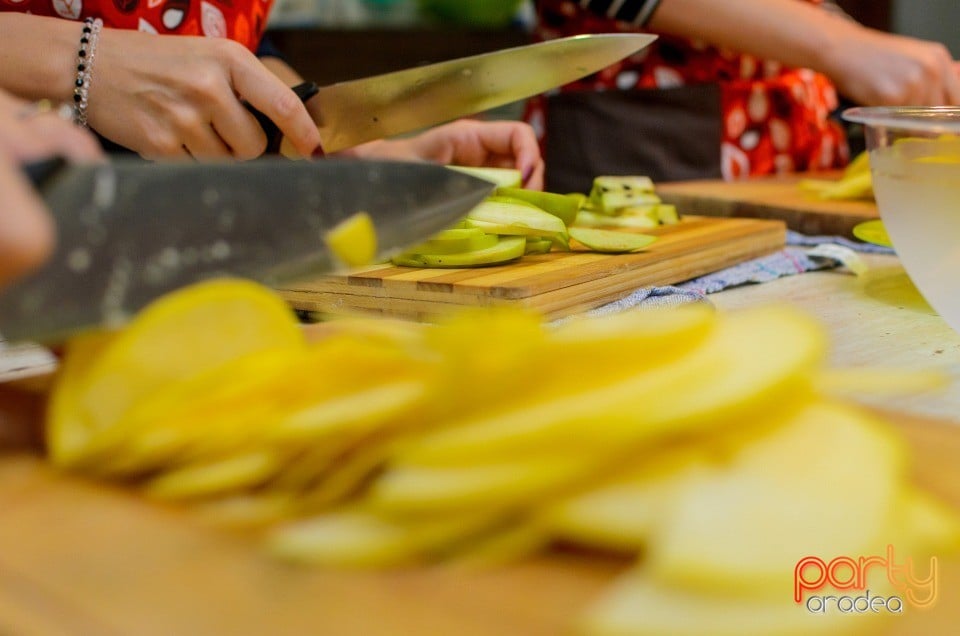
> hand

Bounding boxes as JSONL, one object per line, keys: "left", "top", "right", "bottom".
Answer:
{"left": 88, "top": 30, "right": 323, "bottom": 160}
{"left": 0, "top": 91, "right": 103, "bottom": 288}
{"left": 343, "top": 119, "right": 546, "bottom": 190}
{"left": 826, "top": 27, "right": 960, "bottom": 106}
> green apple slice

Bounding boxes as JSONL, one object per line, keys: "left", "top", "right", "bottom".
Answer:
{"left": 524, "top": 238, "right": 554, "bottom": 255}
{"left": 446, "top": 165, "right": 522, "bottom": 188}
{"left": 575, "top": 210, "right": 658, "bottom": 230}
{"left": 466, "top": 200, "right": 567, "bottom": 237}
{"left": 391, "top": 236, "right": 525, "bottom": 268}
{"left": 494, "top": 187, "right": 581, "bottom": 226}
{"left": 407, "top": 228, "right": 499, "bottom": 255}
{"left": 569, "top": 227, "right": 657, "bottom": 253}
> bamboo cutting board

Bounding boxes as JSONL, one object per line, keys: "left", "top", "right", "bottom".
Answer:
{"left": 0, "top": 409, "right": 957, "bottom": 636}
{"left": 656, "top": 173, "right": 878, "bottom": 237}
{"left": 278, "top": 216, "right": 785, "bottom": 321}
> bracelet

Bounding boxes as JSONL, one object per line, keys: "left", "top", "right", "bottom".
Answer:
{"left": 72, "top": 17, "right": 103, "bottom": 128}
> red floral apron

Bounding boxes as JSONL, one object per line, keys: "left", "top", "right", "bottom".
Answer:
{"left": 1, "top": 0, "right": 270, "bottom": 51}
{"left": 529, "top": 0, "right": 849, "bottom": 191}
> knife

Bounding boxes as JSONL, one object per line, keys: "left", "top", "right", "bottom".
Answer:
{"left": 250, "top": 33, "right": 657, "bottom": 154}
{"left": 0, "top": 158, "right": 493, "bottom": 344}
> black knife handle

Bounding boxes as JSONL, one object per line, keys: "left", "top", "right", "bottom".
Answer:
{"left": 246, "top": 81, "right": 320, "bottom": 155}
{"left": 22, "top": 156, "right": 68, "bottom": 190}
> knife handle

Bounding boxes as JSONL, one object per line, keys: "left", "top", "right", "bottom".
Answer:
{"left": 246, "top": 81, "right": 321, "bottom": 155}
{"left": 22, "top": 156, "right": 67, "bottom": 190}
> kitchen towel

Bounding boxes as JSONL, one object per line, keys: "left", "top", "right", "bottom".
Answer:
{"left": 590, "top": 231, "right": 893, "bottom": 315}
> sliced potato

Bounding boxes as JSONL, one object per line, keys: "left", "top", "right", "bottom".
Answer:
{"left": 267, "top": 509, "right": 496, "bottom": 568}
{"left": 46, "top": 330, "right": 118, "bottom": 466}
{"left": 580, "top": 571, "right": 884, "bottom": 636}
{"left": 649, "top": 401, "right": 906, "bottom": 597}
{"left": 366, "top": 457, "right": 600, "bottom": 515}
{"left": 545, "top": 447, "right": 712, "bottom": 552}
{"left": 397, "top": 306, "right": 825, "bottom": 466}
{"left": 324, "top": 211, "right": 378, "bottom": 268}
{"left": 145, "top": 451, "right": 282, "bottom": 501}
{"left": 64, "top": 280, "right": 304, "bottom": 464}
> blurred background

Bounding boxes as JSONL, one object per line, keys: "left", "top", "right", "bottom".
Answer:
{"left": 265, "top": 1, "right": 960, "bottom": 90}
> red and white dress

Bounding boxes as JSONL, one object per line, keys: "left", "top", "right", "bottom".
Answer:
{"left": 0, "top": 0, "right": 270, "bottom": 51}
{"left": 528, "top": 0, "right": 849, "bottom": 183}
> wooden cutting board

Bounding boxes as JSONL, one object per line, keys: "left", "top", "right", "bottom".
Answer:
{"left": 278, "top": 216, "right": 785, "bottom": 321}
{"left": 0, "top": 408, "right": 957, "bottom": 636}
{"left": 656, "top": 173, "right": 878, "bottom": 238}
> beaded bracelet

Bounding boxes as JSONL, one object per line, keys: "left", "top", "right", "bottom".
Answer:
{"left": 72, "top": 17, "right": 103, "bottom": 128}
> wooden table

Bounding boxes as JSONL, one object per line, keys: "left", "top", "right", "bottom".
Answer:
{"left": 710, "top": 253, "right": 960, "bottom": 422}
{"left": 3, "top": 251, "right": 960, "bottom": 635}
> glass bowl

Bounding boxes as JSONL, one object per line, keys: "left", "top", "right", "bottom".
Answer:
{"left": 843, "top": 106, "right": 960, "bottom": 334}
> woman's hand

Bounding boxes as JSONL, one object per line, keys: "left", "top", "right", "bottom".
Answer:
{"left": 822, "top": 26, "right": 960, "bottom": 106}
{"left": 88, "top": 30, "right": 322, "bottom": 160}
{"left": 0, "top": 91, "right": 103, "bottom": 288}
{"left": 343, "top": 119, "right": 546, "bottom": 190}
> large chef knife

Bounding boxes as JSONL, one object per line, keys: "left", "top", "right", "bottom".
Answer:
{"left": 0, "top": 158, "right": 493, "bottom": 344}
{"left": 253, "top": 33, "right": 658, "bottom": 154}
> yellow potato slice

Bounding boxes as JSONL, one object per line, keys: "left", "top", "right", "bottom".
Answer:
{"left": 446, "top": 521, "right": 549, "bottom": 569}
{"left": 545, "top": 447, "right": 712, "bottom": 552}
{"left": 897, "top": 486, "right": 960, "bottom": 555}
{"left": 649, "top": 401, "right": 906, "bottom": 597}
{"left": 193, "top": 493, "right": 296, "bottom": 530}
{"left": 45, "top": 330, "right": 117, "bottom": 466}
{"left": 67, "top": 279, "right": 304, "bottom": 461}
{"left": 266, "top": 509, "right": 496, "bottom": 568}
{"left": 324, "top": 211, "right": 378, "bottom": 268}
{"left": 76, "top": 347, "right": 306, "bottom": 475}
{"left": 398, "top": 306, "right": 825, "bottom": 466}
{"left": 579, "top": 570, "right": 885, "bottom": 636}
{"left": 296, "top": 438, "right": 399, "bottom": 512}
{"left": 542, "top": 303, "right": 714, "bottom": 384}
{"left": 366, "top": 457, "right": 600, "bottom": 515}
{"left": 145, "top": 450, "right": 282, "bottom": 501}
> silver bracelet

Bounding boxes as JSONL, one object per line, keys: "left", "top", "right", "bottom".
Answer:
{"left": 72, "top": 17, "right": 103, "bottom": 128}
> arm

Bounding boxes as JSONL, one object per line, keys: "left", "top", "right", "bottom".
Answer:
{"left": 0, "top": 14, "right": 322, "bottom": 159}
{"left": 639, "top": 0, "right": 960, "bottom": 106}
{"left": 575, "top": 0, "right": 960, "bottom": 106}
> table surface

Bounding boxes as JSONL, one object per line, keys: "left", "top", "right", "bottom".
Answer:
{"left": 2, "top": 252, "right": 960, "bottom": 636}
{"left": 709, "top": 252, "right": 960, "bottom": 422}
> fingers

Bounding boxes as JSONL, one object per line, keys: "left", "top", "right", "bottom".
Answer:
{"left": 211, "top": 103, "right": 267, "bottom": 161}
{"left": 944, "top": 59, "right": 960, "bottom": 105}
{"left": 450, "top": 119, "right": 546, "bottom": 190}
{"left": 180, "top": 121, "right": 233, "bottom": 160}
{"left": 228, "top": 52, "right": 322, "bottom": 158}
{"left": 0, "top": 150, "right": 56, "bottom": 289}
{"left": 0, "top": 103, "right": 104, "bottom": 164}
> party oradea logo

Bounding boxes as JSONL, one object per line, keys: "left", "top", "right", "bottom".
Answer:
{"left": 795, "top": 545, "right": 938, "bottom": 614}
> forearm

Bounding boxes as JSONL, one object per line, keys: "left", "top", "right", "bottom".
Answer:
{"left": 0, "top": 14, "right": 84, "bottom": 102}
{"left": 644, "top": 0, "right": 863, "bottom": 76}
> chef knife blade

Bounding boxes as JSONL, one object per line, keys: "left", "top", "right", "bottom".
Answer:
{"left": 253, "top": 33, "right": 657, "bottom": 154}
{"left": 0, "top": 157, "right": 493, "bottom": 344}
